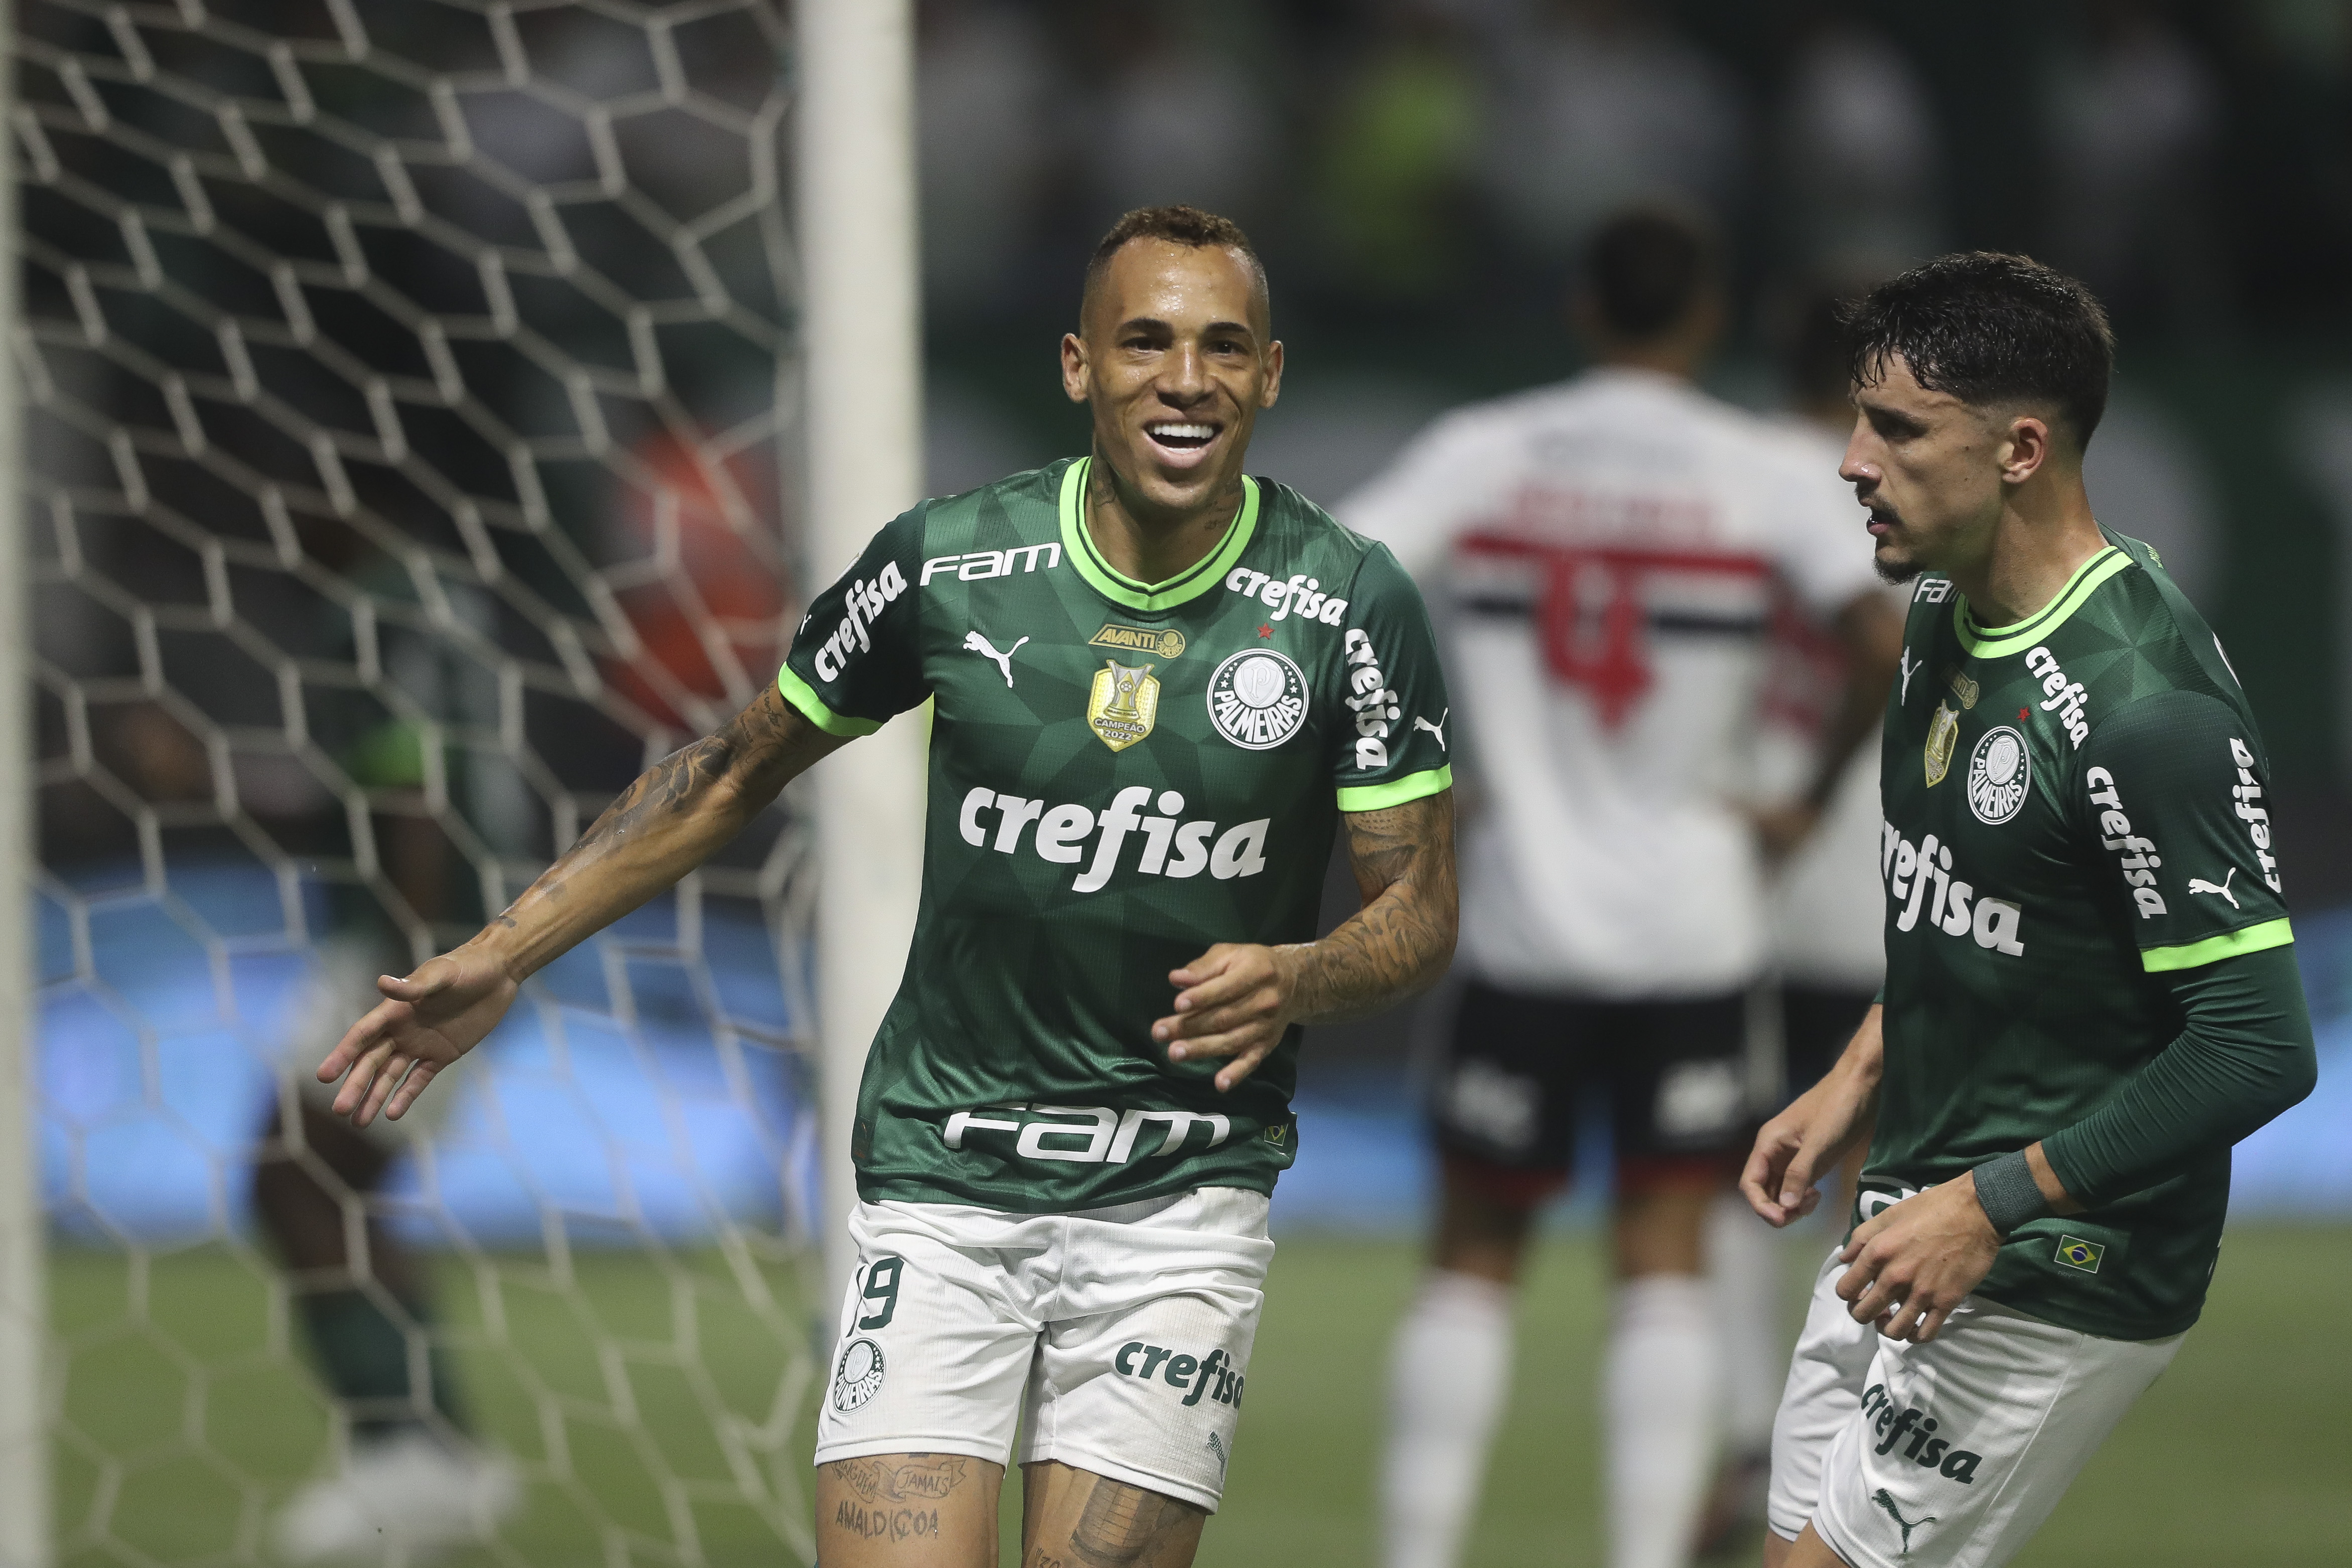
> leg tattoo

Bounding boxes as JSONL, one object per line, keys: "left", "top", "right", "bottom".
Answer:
{"left": 1069, "top": 1477, "right": 1197, "bottom": 1568}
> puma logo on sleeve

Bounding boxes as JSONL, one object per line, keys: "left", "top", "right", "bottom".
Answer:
{"left": 2187, "top": 867, "right": 2239, "bottom": 909}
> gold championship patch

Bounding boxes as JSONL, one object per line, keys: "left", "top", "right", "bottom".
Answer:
{"left": 1925, "top": 701, "right": 1960, "bottom": 787}
{"left": 1945, "top": 667, "right": 1979, "bottom": 709}
{"left": 1090, "top": 623, "right": 1186, "bottom": 660}
{"left": 1087, "top": 660, "right": 1160, "bottom": 751}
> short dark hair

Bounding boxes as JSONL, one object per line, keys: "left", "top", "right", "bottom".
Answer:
{"left": 1842, "top": 253, "right": 2115, "bottom": 448}
{"left": 1584, "top": 206, "right": 1720, "bottom": 340}
{"left": 1081, "top": 205, "right": 1269, "bottom": 328}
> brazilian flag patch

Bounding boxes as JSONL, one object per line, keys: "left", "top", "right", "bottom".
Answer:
{"left": 2054, "top": 1235, "right": 2105, "bottom": 1274}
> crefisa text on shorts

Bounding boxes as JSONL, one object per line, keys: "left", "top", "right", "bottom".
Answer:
{"left": 1114, "top": 1342, "right": 1247, "bottom": 1408}
{"left": 1860, "top": 1383, "right": 1983, "bottom": 1482}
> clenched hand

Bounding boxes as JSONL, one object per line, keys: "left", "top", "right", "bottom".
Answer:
{"left": 1835, "top": 1178, "right": 2001, "bottom": 1343}
{"left": 1152, "top": 942, "right": 1298, "bottom": 1093}
{"left": 316, "top": 944, "right": 521, "bottom": 1127}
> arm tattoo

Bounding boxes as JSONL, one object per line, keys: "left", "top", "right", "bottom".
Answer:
{"left": 1281, "top": 790, "right": 1458, "bottom": 1026}
{"left": 484, "top": 683, "right": 843, "bottom": 973}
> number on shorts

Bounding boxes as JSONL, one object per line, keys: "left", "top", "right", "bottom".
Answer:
{"left": 857, "top": 1255, "right": 903, "bottom": 1330}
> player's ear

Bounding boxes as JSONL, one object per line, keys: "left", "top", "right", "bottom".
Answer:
{"left": 1997, "top": 411, "right": 2053, "bottom": 486}
{"left": 1258, "top": 339, "right": 1284, "bottom": 409}
{"left": 1060, "top": 330, "right": 1090, "bottom": 405}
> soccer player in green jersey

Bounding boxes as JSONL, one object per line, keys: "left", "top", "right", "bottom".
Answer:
{"left": 313, "top": 205, "right": 1459, "bottom": 1568}
{"left": 1740, "top": 253, "right": 2317, "bottom": 1568}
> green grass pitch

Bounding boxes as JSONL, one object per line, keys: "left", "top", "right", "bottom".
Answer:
{"left": 44, "top": 1226, "right": 2351, "bottom": 1565}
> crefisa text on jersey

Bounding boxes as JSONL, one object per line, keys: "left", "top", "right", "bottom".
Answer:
{"left": 2024, "top": 645, "right": 2089, "bottom": 748}
{"left": 958, "top": 784, "right": 1271, "bottom": 893}
{"left": 1222, "top": 566, "right": 1348, "bottom": 625}
{"left": 1343, "top": 629, "right": 1403, "bottom": 770}
{"left": 2084, "top": 766, "right": 2168, "bottom": 919}
{"left": 2228, "top": 738, "right": 2284, "bottom": 892}
{"left": 1881, "top": 825, "right": 2026, "bottom": 955}
{"left": 809, "top": 561, "right": 910, "bottom": 681}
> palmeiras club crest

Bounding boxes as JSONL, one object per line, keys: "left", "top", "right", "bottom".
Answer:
{"left": 1966, "top": 727, "right": 2031, "bottom": 825}
{"left": 832, "top": 1338, "right": 886, "bottom": 1411}
{"left": 1088, "top": 660, "right": 1160, "bottom": 751}
{"left": 1207, "top": 649, "right": 1308, "bottom": 750}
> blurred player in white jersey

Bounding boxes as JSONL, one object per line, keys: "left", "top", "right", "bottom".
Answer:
{"left": 1341, "top": 210, "right": 1901, "bottom": 1568}
{"left": 1698, "top": 289, "right": 1905, "bottom": 1552}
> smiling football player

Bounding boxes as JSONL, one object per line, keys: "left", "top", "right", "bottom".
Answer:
{"left": 313, "top": 205, "right": 1458, "bottom": 1568}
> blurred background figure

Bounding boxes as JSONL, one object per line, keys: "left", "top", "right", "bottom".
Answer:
{"left": 2040, "top": 0, "right": 2225, "bottom": 334}
{"left": 917, "top": 0, "right": 1063, "bottom": 322}
{"left": 255, "top": 537, "right": 526, "bottom": 1562}
{"left": 1479, "top": 0, "right": 1743, "bottom": 281}
{"left": 1074, "top": 4, "right": 1282, "bottom": 237}
{"left": 1307, "top": 0, "right": 1487, "bottom": 314}
{"left": 1339, "top": 209, "right": 1899, "bottom": 1568}
{"left": 1773, "top": 2, "right": 1945, "bottom": 277}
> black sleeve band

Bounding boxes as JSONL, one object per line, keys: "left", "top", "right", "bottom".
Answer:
{"left": 1970, "top": 1149, "right": 2049, "bottom": 1237}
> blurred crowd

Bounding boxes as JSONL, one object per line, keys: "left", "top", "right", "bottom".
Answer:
{"left": 918, "top": 0, "right": 2352, "bottom": 343}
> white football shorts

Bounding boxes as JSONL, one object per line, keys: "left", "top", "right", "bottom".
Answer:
{"left": 813, "top": 1185, "right": 1274, "bottom": 1512}
{"left": 1767, "top": 1242, "right": 2182, "bottom": 1568}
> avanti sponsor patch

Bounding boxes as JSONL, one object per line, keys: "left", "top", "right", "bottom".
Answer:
{"left": 1090, "top": 623, "right": 1186, "bottom": 660}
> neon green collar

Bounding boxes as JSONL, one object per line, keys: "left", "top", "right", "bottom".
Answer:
{"left": 1057, "top": 457, "right": 1260, "bottom": 613}
{"left": 1954, "top": 546, "right": 2132, "bottom": 657}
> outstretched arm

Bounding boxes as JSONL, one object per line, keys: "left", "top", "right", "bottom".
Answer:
{"left": 1153, "top": 789, "right": 1458, "bottom": 1092}
{"left": 319, "top": 682, "right": 848, "bottom": 1125}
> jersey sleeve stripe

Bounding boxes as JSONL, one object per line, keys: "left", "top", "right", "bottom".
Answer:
{"left": 775, "top": 664, "right": 882, "bottom": 737}
{"left": 1336, "top": 766, "right": 1453, "bottom": 813}
{"left": 2140, "top": 917, "right": 2295, "bottom": 973}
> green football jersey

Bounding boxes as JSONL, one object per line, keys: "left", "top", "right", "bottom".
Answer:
{"left": 1868, "top": 531, "right": 2292, "bottom": 1340}
{"left": 778, "top": 458, "right": 1452, "bottom": 1211}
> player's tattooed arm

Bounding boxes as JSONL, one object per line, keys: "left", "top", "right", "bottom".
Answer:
{"left": 487, "top": 681, "right": 842, "bottom": 972}
{"left": 1154, "top": 789, "right": 1457, "bottom": 1092}
{"left": 1298, "top": 790, "right": 1459, "bottom": 1020}
{"left": 318, "top": 683, "right": 848, "bottom": 1126}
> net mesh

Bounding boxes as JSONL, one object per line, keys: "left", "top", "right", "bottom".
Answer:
{"left": 11, "top": 3, "right": 823, "bottom": 1561}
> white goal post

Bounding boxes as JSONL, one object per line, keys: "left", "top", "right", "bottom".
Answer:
{"left": 793, "top": 0, "right": 926, "bottom": 1321}
{"left": 2, "top": 26, "right": 54, "bottom": 1567}
{"left": 0, "top": 1, "right": 925, "bottom": 1561}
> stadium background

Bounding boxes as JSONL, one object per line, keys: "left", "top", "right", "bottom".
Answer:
{"left": 10, "top": 1, "right": 2350, "bottom": 1564}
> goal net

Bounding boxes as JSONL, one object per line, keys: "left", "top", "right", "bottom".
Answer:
{"left": 7, "top": 3, "right": 826, "bottom": 1562}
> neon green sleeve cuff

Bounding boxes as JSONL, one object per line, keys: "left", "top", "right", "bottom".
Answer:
{"left": 775, "top": 665, "right": 881, "bottom": 738}
{"left": 1336, "top": 766, "right": 1452, "bottom": 814}
{"left": 2140, "top": 918, "right": 2294, "bottom": 973}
